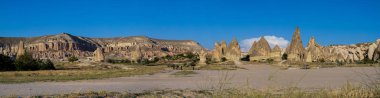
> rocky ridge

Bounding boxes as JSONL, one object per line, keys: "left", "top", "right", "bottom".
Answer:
{"left": 0, "top": 33, "right": 205, "bottom": 61}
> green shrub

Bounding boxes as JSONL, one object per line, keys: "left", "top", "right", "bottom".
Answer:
{"left": 356, "top": 56, "right": 377, "bottom": 64}
{"left": 240, "top": 55, "right": 250, "bottom": 61}
{"left": 336, "top": 60, "right": 345, "bottom": 66}
{"left": 0, "top": 54, "right": 15, "bottom": 71}
{"left": 68, "top": 56, "right": 79, "bottom": 62}
{"left": 38, "top": 59, "right": 55, "bottom": 70}
{"left": 282, "top": 53, "right": 288, "bottom": 60}
{"left": 13, "top": 52, "right": 55, "bottom": 71}
{"left": 139, "top": 58, "right": 149, "bottom": 65}
{"left": 319, "top": 58, "right": 325, "bottom": 63}
{"left": 161, "top": 53, "right": 198, "bottom": 61}
{"left": 150, "top": 57, "right": 160, "bottom": 63}
{"left": 106, "top": 59, "right": 132, "bottom": 64}
{"left": 266, "top": 59, "right": 274, "bottom": 64}
{"left": 221, "top": 57, "right": 227, "bottom": 62}
{"left": 14, "top": 52, "right": 39, "bottom": 71}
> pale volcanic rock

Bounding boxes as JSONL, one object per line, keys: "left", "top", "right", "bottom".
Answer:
{"left": 16, "top": 41, "right": 25, "bottom": 59}
{"left": 248, "top": 37, "right": 273, "bottom": 61}
{"left": 285, "top": 27, "right": 305, "bottom": 62}
{"left": 355, "top": 47, "right": 364, "bottom": 60}
{"left": 305, "top": 37, "right": 323, "bottom": 62}
{"left": 272, "top": 45, "right": 282, "bottom": 52}
{"left": 249, "top": 36, "right": 271, "bottom": 57}
{"left": 94, "top": 47, "right": 105, "bottom": 62}
{"left": 220, "top": 40, "right": 227, "bottom": 55}
{"left": 0, "top": 33, "right": 205, "bottom": 62}
{"left": 98, "top": 36, "right": 204, "bottom": 60}
{"left": 225, "top": 38, "right": 242, "bottom": 61}
{"left": 374, "top": 42, "right": 380, "bottom": 61}
{"left": 130, "top": 46, "right": 143, "bottom": 63}
{"left": 198, "top": 49, "right": 207, "bottom": 66}
{"left": 269, "top": 45, "right": 282, "bottom": 61}
{"left": 248, "top": 41, "right": 257, "bottom": 55}
{"left": 38, "top": 43, "right": 47, "bottom": 51}
{"left": 211, "top": 42, "right": 223, "bottom": 62}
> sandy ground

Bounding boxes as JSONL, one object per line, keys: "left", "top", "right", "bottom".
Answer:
{"left": 0, "top": 64, "right": 379, "bottom": 96}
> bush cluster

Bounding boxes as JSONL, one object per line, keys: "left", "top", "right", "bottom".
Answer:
{"left": 0, "top": 52, "right": 55, "bottom": 71}
{"left": 282, "top": 53, "right": 288, "bottom": 60}
{"left": 106, "top": 57, "right": 160, "bottom": 65}
{"left": 0, "top": 54, "right": 15, "bottom": 71}
{"left": 161, "top": 53, "right": 197, "bottom": 60}
{"left": 68, "top": 56, "right": 79, "bottom": 62}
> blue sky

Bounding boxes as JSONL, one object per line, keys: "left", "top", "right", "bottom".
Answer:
{"left": 1, "top": 0, "right": 380, "bottom": 50}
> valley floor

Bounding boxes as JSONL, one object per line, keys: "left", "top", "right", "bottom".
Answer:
{"left": 0, "top": 64, "right": 379, "bottom": 96}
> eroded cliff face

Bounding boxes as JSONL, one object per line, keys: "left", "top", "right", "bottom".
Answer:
{"left": 290, "top": 35, "right": 378, "bottom": 63}
{"left": 0, "top": 33, "right": 205, "bottom": 61}
{"left": 96, "top": 36, "right": 204, "bottom": 60}
{"left": 285, "top": 29, "right": 379, "bottom": 63}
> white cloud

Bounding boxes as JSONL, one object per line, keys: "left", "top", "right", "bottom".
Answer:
{"left": 240, "top": 36, "right": 289, "bottom": 52}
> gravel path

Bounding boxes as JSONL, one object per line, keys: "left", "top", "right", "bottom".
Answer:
{"left": 0, "top": 64, "right": 378, "bottom": 96}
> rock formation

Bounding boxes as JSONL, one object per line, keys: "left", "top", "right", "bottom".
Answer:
{"left": 2, "top": 31, "right": 379, "bottom": 65}
{"left": 0, "top": 33, "right": 205, "bottom": 62}
{"left": 198, "top": 49, "right": 207, "bottom": 65}
{"left": 220, "top": 40, "right": 227, "bottom": 55}
{"left": 94, "top": 47, "right": 105, "bottom": 62}
{"left": 248, "top": 41, "right": 257, "bottom": 55}
{"left": 211, "top": 38, "right": 242, "bottom": 63}
{"left": 16, "top": 41, "right": 25, "bottom": 59}
{"left": 270, "top": 45, "right": 282, "bottom": 61}
{"left": 211, "top": 42, "right": 222, "bottom": 62}
{"left": 249, "top": 37, "right": 272, "bottom": 61}
{"left": 374, "top": 41, "right": 380, "bottom": 60}
{"left": 272, "top": 45, "right": 282, "bottom": 53}
{"left": 320, "top": 42, "right": 375, "bottom": 63}
{"left": 225, "top": 38, "right": 241, "bottom": 61}
{"left": 368, "top": 43, "right": 377, "bottom": 60}
{"left": 130, "top": 46, "right": 143, "bottom": 63}
{"left": 286, "top": 27, "right": 305, "bottom": 62}
{"left": 305, "top": 37, "right": 323, "bottom": 62}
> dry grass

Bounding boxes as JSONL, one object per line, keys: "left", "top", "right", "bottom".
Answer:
{"left": 199, "top": 65, "right": 245, "bottom": 70}
{"left": 0, "top": 65, "right": 167, "bottom": 83}
{"left": 21, "top": 83, "right": 379, "bottom": 98}
{"left": 4, "top": 64, "right": 380, "bottom": 97}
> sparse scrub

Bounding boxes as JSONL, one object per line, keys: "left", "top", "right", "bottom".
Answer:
{"left": 0, "top": 65, "right": 166, "bottom": 83}
{"left": 68, "top": 56, "right": 78, "bottom": 62}
{"left": 161, "top": 52, "right": 198, "bottom": 61}
{"left": 171, "top": 70, "right": 198, "bottom": 76}
{"left": 221, "top": 57, "right": 227, "bottom": 62}
{"left": 19, "top": 84, "right": 379, "bottom": 98}
{"left": 106, "top": 57, "right": 160, "bottom": 65}
{"left": 199, "top": 65, "right": 242, "bottom": 70}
